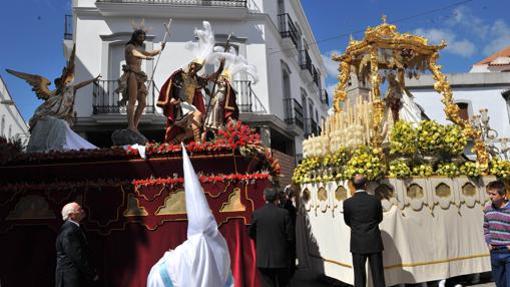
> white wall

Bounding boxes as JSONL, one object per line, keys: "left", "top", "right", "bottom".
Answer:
{"left": 0, "top": 77, "right": 29, "bottom": 141}
{"left": 413, "top": 87, "right": 510, "bottom": 138}
{"left": 71, "top": 0, "right": 329, "bottom": 148}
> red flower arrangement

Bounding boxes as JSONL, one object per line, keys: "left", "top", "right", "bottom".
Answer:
{"left": 0, "top": 136, "right": 23, "bottom": 164}
{"left": 144, "top": 121, "right": 261, "bottom": 157}
{"left": 1, "top": 121, "right": 280, "bottom": 177}
{"left": 7, "top": 147, "right": 137, "bottom": 165}
{"left": 2, "top": 178, "right": 132, "bottom": 192}
{"left": 133, "top": 172, "right": 271, "bottom": 187}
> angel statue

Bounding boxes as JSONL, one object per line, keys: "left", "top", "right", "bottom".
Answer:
{"left": 157, "top": 21, "right": 223, "bottom": 144}
{"left": 202, "top": 44, "right": 258, "bottom": 141}
{"left": 6, "top": 45, "right": 100, "bottom": 152}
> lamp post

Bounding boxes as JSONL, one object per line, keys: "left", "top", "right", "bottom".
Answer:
{"left": 471, "top": 108, "right": 501, "bottom": 158}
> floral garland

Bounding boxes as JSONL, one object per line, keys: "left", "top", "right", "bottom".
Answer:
{"left": 1, "top": 121, "right": 282, "bottom": 177}
{"left": 0, "top": 136, "right": 24, "bottom": 164}
{"left": 7, "top": 147, "right": 136, "bottom": 165}
{"left": 2, "top": 178, "right": 132, "bottom": 192}
{"left": 133, "top": 172, "right": 271, "bottom": 186}
{"left": 1, "top": 172, "right": 272, "bottom": 192}
{"left": 293, "top": 119, "right": 508, "bottom": 183}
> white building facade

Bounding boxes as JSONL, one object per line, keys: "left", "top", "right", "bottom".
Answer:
{"left": 0, "top": 76, "right": 29, "bottom": 142}
{"left": 67, "top": 0, "right": 329, "bottom": 162}
{"left": 406, "top": 46, "right": 510, "bottom": 143}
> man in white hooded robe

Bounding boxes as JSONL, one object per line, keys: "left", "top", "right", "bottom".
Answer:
{"left": 146, "top": 144, "right": 234, "bottom": 287}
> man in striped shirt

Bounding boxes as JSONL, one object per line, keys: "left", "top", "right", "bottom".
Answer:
{"left": 484, "top": 180, "right": 510, "bottom": 287}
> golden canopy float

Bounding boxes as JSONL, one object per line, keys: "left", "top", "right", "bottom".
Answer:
{"left": 295, "top": 17, "right": 510, "bottom": 285}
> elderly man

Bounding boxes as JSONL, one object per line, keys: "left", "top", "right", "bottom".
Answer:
{"left": 55, "top": 202, "right": 97, "bottom": 287}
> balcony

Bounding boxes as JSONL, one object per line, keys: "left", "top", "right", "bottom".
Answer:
{"left": 234, "top": 80, "right": 266, "bottom": 113}
{"left": 277, "top": 13, "right": 299, "bottom": 51}
{"left": 320, "top": 89, "right": 329, "bottom": 105}
{"left": 312, "top": 65, "right": 321, "bottom": 90}
{"left": 64, "top": 15, "right": 73, "bottom": 40}
{"left": 283, "top": 98, "right": 304, "bottom": 129}
{"left": 299, "top": 50, "right": 312, "bottom": 73}
{"left": 95, "top": 0, "right": 249, "bottom": 18}
{"left": 96, "top": 0, "right": 247, "bottom": 7}
{"left": 92, "top": 79, "right": 264, "bottom": 115}
{"left": 93, "top": 79, "right": 156, "bottom": 114}
{"left": 305, "top": 118, "right": 320, "bottom": 136}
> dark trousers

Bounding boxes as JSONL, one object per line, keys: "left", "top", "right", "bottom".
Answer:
{"left": 490, "top": 249, "right": 510, "bottom": 287}
{"left": 352, "top": 252, "right": 385, "bottom": 287}
{"left": 258, "top": 267, "right": 290, "bottom": 287}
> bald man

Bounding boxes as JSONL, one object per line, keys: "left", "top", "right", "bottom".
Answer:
{"left": 55, "top": 202, "right": 97, "bottom": 287}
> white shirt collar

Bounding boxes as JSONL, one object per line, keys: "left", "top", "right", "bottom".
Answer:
{"left": 68, "top": 219, "right": 80, "bottom": 227}
{"left": 354, "top": 189, "right": 366, "bottom": 193}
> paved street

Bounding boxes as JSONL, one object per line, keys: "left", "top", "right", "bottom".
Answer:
{"left": 290, "top": 268, "right": 495, "bottom": 287}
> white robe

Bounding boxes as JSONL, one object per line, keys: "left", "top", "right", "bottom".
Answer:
{"left": 27, "top": 116, "right": 97, "bottom": 152}
{"left": 27, "top": 85, "right": 96, "bottom": 152}
{"left": 399, "top": 88, "right": 424, "bottom": 124}
{"left": 147, "top": 144, "right": 234, "bottom": 287}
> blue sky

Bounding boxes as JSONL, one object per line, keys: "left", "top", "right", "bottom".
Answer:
{"left": 301, "top": 0, "right": 510, "bottom": 98}
{"left": 1, "top": 0, "right": 509, "bottom": 121}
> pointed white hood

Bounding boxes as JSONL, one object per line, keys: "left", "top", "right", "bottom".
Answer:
{"left": 147, "top": 144, "right": 233, "bottom": 287}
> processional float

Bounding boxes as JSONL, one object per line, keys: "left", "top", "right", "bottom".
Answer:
{"left": 0, "top": 21, "right": 274, "bottom": 287}
{"left": 295, "top": 17, "right": 506, "bottom": 285}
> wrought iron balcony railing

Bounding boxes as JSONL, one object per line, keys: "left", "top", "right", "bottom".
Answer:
{"left": 64, "top": 15, "right": 73, "bottom": 40}
{"left": 277, "top": 13, "right": 299, "bottom": 50}
{"left": 320, "top": 89, "right": 329, "bottom": 105}
{"left": 312, "top": 65, "right": 321, "bottom": 89}
{"left": 234, "top": 80, "right": 266, "bottom": 113}
{"left": 93, "top": 79, "right": 156, "bottom": 114}
{"left": 92, "top": 79, "right": 264, "bottom": 115}
{"left": 299, "top": 49, "right": 313, "bottom": 76}
{"left": 284, "top": 98, "right": 304, "bottom": 129}
{"left": 96, "top": 0, "right": 247, "bottom": 7}
{"left": 305, "top": 117, "right": 320, "bottom": 136}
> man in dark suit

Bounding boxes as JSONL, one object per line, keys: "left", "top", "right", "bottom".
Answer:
{"left": 55, "top": 202, "right": 97, "bottom": 287}
{"left": 249, "top": 188, "right": 294, "bottom": 287}
{"left": 343, "top": 174, "right": 385, "bottom": 287}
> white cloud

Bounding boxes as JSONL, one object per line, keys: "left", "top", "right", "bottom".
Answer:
{"left": 448, "top": 39, "right": 476, "bottom": 58}
{"left": 321, "top": 51, "right": 341, "bottom": 78}
{"left": 482, "top": 19, "right": 510, "bottom": 56}
{"left": 447, "top": 6, "right": 489, "bottom": 39}
{"left": 414, "top": 28, "right": 475, "bottom": 58}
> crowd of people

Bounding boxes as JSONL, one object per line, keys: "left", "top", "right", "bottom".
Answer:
{"left": 54, "top": 174, "right": 509, "bottom": 287}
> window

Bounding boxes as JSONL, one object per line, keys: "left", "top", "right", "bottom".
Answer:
{"left": 277, "top": 0, "right": 285, "bottom": 14}
{"left": 1, "top": 116, "right": 4, "bottom": 137}
{"left": 502, "top": 90, "right": 510, "bottom": 124}
{"left": 8, "top": 125, "right": 11, "bottom": 139}
{"left": 300, "top": 89, "right": 308, "bottom": 118}
{"left": 281, "top": 61, "right": 292, "bottom": 99}
{"left": 456, "top": 102, "right": 469, "bottom": 121}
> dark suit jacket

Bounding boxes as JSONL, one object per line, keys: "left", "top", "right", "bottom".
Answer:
{"left": 55, "top": 220, "right": 95, "bottom": 287}
{"left": 249, "top": 203, "right": 294, "bottom": 268}
{"left": 343, "top": 191, "right": 384, "bottom": 254}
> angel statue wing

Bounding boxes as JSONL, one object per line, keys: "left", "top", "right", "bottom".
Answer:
{"left": 56, "top": 44, "right": 76, "bottom": 89}
{"left": 6, "top": 69, "right": 55, "bottom": 100}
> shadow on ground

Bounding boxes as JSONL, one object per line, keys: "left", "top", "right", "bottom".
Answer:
{"left": 289, "top": 269, "right": 494, "bottom": 287}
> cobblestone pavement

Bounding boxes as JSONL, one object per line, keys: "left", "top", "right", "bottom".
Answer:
{"left": 289, "top": 268, "right": 496, "bottom": 287}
